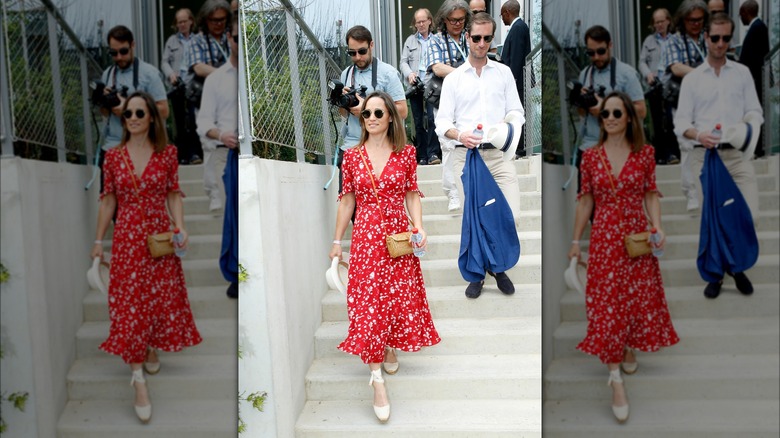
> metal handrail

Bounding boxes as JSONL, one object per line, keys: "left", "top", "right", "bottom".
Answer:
{"left": 39, "top": 0, "right": 102, "bottom": 73}
{"left": 278, "top": 0, "right": 340, "bottom": 73}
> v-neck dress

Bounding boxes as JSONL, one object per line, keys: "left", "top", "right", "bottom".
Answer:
{"left": 576, "top": 144, "right": 679, "bottom": 364}
{"left": 338, "top": 144, "right": 440, "bottom": 364}
{"left": 100, "top": 144, "right": 202, "bottom": 364}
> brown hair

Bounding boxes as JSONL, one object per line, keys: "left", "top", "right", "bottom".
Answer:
{"left": 121, "top": 91, "right": 168, "bottom": 153}
{"left": 467, "top": 11, "right": 496, "bottom": 34}
{"left": 410, "top": 8, "right": 434, "bottom": 33}
{"left": 358, "top": 91, "right": 406, "bottom": 153}
{"left": 706, "top": 12, "right": 734, "bottom": 34}
{"left": 171, "top": 8, "right": 195, "bottom": 33}
{"left": 598, "top": 91, "right": 645, "bottom": 153}
{"left": 346, "top": 25, "right": 372, "bottom": 44}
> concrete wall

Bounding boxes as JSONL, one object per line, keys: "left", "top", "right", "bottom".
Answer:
{"left": 238, "top": 157, "right": 337, "bottom": 438}
{"left": 0, "top": 157, "right": 97, "bottom": 438}
{"left": 541, "top": 162, "right": 578, "bottom": 374}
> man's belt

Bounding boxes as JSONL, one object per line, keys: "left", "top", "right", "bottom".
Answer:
{"left": 693, "top": 143, "right": 735, "bottom": 149}
{"left": 455, "top": 143, "right": 496, "bottom": 150}
{"left": 216, "top": 144, "right": 228, "bottom": 148}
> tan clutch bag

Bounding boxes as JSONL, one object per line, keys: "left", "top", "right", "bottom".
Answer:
{"left": 147, "top": 232, "right": 175, "bottom": 258}
{"left": 624, "top": 231, "right": 652, "bottom": 258}
{"left": 386, "top": 231, "right": 414, "bottom": 258}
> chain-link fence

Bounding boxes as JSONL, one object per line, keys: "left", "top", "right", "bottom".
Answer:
{"left": 242, "top": 0, "right": 343, "bottom": 163}
{"left": 540, "top": 23, "right": 583, "bottom": 167}
{"left": 524, "top": 44, "right": 542, "bottom": 155}
{"left": 1, "top": 0, "right": 103, "bottom": 163}
{"left": 765, "top": 44, "right": 779, "bottom": 156}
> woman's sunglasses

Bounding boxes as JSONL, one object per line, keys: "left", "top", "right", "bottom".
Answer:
{"left": 599, "top": 109, "right": 623, "bottom": 119}
{"left": 361, "top": 109, "right": 385, "bottom": 119}
{"left": 346, "top": 47, "right": 369, "bottom": 57}
{"left": 123, "top": 109, "right": 147, "bottom": 119}
{"left": 470, "top": 35, "right": 494, "bottom": 43}
{"left": 709, "top": 34, "right": 732, "bottom": 43}
{"left": 585, "top": 47, "right": 608, "bottom": 57}
{"left": 108, "top": 47, "right": 130, "bottom": 57}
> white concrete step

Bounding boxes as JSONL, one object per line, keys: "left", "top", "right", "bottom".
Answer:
{"left": 419, "top": 255, "right": 542, "bottom": 287}
{"left": 543, "top": 399, "right": 779, "bottom": 437}
{"left": 66, "top": 354, "right": 236, "bottom": 401}
{"left": 653, "top": 158, "right": 772, "bottom": 180}
{"left": 344, "top": 210, "right": 542, "bottom": 237}
{"left": 658, "top": 255, "right": 779, "bottom": 286}
{"left": 655, "top": 173, "right": 777, "bottom": 195}
{"left": 415, "top": 158, "right": 533, "bottom": 181}
{"left": 57, "top": 399, "right": 236, "bottom": 438}
{"left": 321, "top": 283, "right": 541, "bottom": 322}
{"left": 560, "top": 284, "right": 780, "bottom": 322}
{"left": 295, "top": 399, "right": 541, "bottom": 438}
{"left": 102, "top": 234, "right": 226, "bottom": 261}
{"left": 76, "top": 318, "right": 236, "bottom": 359}
{"left": 177, "top": 163, "right": 207, "bottom": 180}
{"left": 544, "top": 354, "right": 779, "bottom": 401}
{"left": 653, "top": 211, "right": 779, "bottom": 236}
{"left": 552, "top": 316, "right": 780, "bottom": 359}
{"left": 103, "top": 213, "right": 223, "bottom": 240}
{"left": 314, "top": 316, "right": 541, "bottom": 358}
{"left": 305, "top": 354, "right": 540, "bottom": 401}
{"left": 82, "top": 286, "right": 236, "bottom": 322}
{"left": 660, "top": 192, "right": 779, "bottom": 215}
{"left": 422, "top": 192, "right": 541, "bottom": 215}
{"left": 418, "top": 173, "right": 539, "bottom": 195}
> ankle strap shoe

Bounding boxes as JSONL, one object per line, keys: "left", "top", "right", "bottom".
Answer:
{"left": 383, "top": 348, "right": 399, "bottom": 375}
{"left": 131, "top": 368, "right": 152, "bottom": 423}
{"left": 369, "top": 369, "right": 390, "bottom": 423}
{"left": 608, "top": 369, "right": 629, "bottom": 423}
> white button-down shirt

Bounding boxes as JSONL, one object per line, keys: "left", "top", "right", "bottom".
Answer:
{"left": 674, "top": 59, "right": 763, "bottom": 140}
{"left": 197, "top": 60, "right": 238, "bottom": 148}
{"left": 435, "top": 58, "right": 524, "bottom": 143}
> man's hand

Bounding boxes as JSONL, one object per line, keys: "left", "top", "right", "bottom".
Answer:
{"left": 646, "top": 72, "right": 656, "bottom": 85}
{"left": 697, "top": 132, "right": 721, "bottom": 149}
{"left": 459, "top": 131, "right": 483, "bottom": 149}
{"left": 344, "top": 87, "right": 365, "bottom": 117}
{"left": 220, "top": 132, "right": 239, "bottom": 149}
{"left": 168, "top": 72, "right": 180, "bottom": 85}
{"left": 584, "top": 89, "right": 603, "bottom": 117}
{"left": 108, "top": 89, "right": 127, "bottom": 117}
{"left": 407, "top": 72, "right": 418, "bottom": 85}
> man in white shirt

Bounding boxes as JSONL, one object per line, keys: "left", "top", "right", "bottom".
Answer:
{"left": 674, "top": 13, "right": 763, "bottom": 299}
{"left": 435, "top": 12, "right": 524, "bottom": 299}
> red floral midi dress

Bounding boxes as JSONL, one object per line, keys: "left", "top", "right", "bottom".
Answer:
{"left": 576, "top": 144, "right": 679, "bottom": 364}
{"left": 338, "top": 144, "right": 441, "bottom": 364}
{"left": 100, "top": 144, "right": 202, "bottom": 364}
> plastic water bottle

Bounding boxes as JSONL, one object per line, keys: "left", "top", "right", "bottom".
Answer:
{"left": 410, "top": 228, "right": 426, "bottom": 258}
{"left": 711, "top": 124, "right": 722, "bottom": 148}
{"left": 172, "top": 228, "right": 187, "bottom": 258}
{"left": 649, "top": 228, "right": 664, "bottom": 258}
{"left": 472, "top": 124, "right": 484, "bottom": 142}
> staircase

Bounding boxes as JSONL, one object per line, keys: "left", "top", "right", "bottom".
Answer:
{"left": 56, "top": 164, "right": 237, "bottom": 437}
{"left": 543, "top": 156, "right": 780, "bottom": 437}
{"left": 295, "top": 158, "right": 543, "bottom": 437}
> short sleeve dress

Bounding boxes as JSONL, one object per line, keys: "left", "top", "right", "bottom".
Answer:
{"left": 338, "top": 144, "right": 441, "bottom": 364}
{"left": 576, "top": 144, "right": 679, "bottom": 364}
{"left": 99, "top": 144, "right": 202, "bottom": 364}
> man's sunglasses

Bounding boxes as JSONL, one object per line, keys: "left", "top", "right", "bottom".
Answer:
{"left": 347, "top": 47, "right": 369, "bottom": 57}
{"left": 585, "top": 47, "right": 608, "bottom": 57}
{"left": 470, "top": 35, "right": 494, "bottom": 43}
{"left": 108, "top": 47, "right": 130, "bottom": 57}
{"left": 361, "top": 109, "right": 385, "bottom": 119}
{"left": 599, "top": 109, "right": 623, "bottom": 119}
{"left": 709, "top": 34, "right": 732, "bottom": 43}
{"left": 123, "top": 109, "right": 146, "bottom": 119}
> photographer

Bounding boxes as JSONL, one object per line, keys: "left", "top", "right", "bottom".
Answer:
{"left": 161, "top": 8, "right": 198, "bottom": 165}
{"left": 400, "top": 8, "right": 441, "bottom": 166}
{"left": 335, "top": 25, "right": 407, "bottom": 190}
{"left": 97, "top": 25, "right": 168, "bottom": 191}
{"left": 572, "top": 25, "right": 645, "bottom": 192}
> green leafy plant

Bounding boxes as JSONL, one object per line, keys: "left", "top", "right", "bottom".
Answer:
{"left": 0, "top": 263, "right": 8, "bottom": 284}
{"left": 238, "top": 263, "right": 248, "bottom": 283}
{"left": 238, "top": 390, "right": 267, "bottom": 434}
{"left": 1, "top": 263, "right": 30, "bottom": 434}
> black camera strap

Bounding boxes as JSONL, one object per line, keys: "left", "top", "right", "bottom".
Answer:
{"left": 109, "top": 57, "right": 139, "bottom": 91}
{"left": 444, "top": 32, "right": 467, "bottom": 66}
{"left": 585, "top": 56, "right": 616, "bottom": 92}
{"left": 348, "top": 57, "right": 378, "bottom": 91}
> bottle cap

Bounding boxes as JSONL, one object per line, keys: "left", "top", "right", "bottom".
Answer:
{"left": 715, "top": 124, "right": 721, "bottom": 129}
{"left": 650, "top": 227, "right": 657, "bottom": 233}
{"left": 476, "top": 124, "right": 483, "bottom": 130}
{"left": 412, "top": 228, "right": 418, "bottom": 233}
{"left": 173, "top": 228, "right": 180, "bottom": 233}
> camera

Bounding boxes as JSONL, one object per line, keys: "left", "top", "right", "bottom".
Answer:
{"left": 167, "top": 78, "right": 186, "bottom": 98}
{"left": 644, "top": 79, "right": 663, "bottom": 98}
{"left": 405, "top": 76, "right": 425, "bottom": 98}
{"left": 90, "top": 80, "right": 128, "bottom": 109}
{"left": 567, "top": 81, "right": 605, "bottom": 109}
{"left": 327, "top": 79, "right": 367, "bottom": 109}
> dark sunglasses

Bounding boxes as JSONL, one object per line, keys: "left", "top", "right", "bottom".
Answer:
{"left": 122, "top": 109, "right": 146, "bottom": 119}
{"left": 347, "top": 47, "right": 369, "bottom": 57}
{"left": 599, "top": 109, "right": 623, "bottom": 119}
{"left": 108, "top": 47, "right": 130, "bottom": 57}
{"left": 361, "top": 109, "right": 385, "bottom": 119}
{"left": 470, "top": 35, "right": 494, "bottom": 43}
{"left": 585, "top": 47, "right": 608, "bottom": 57}
{"left": 709, "top": 34, "right": 732, "bottom": 43}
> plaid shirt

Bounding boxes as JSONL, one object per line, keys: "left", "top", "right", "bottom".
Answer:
{"left": 188, "top": 32, "right": 230, "bottom": 71}
{"left": 426, "top": 31, "right": 468, "bottom": 72}
{"left": 661, "top": 32, "right": 706, "bottom": 73}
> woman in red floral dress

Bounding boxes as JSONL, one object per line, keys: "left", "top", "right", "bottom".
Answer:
{"left": 568, "top": 91, "right": 679, "bottom": 423}
{"left": 329, "top": 91, "right": 441, "bottom": 423}
{"left": 91, "top": 91, "right": 202, "bottom": 423}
